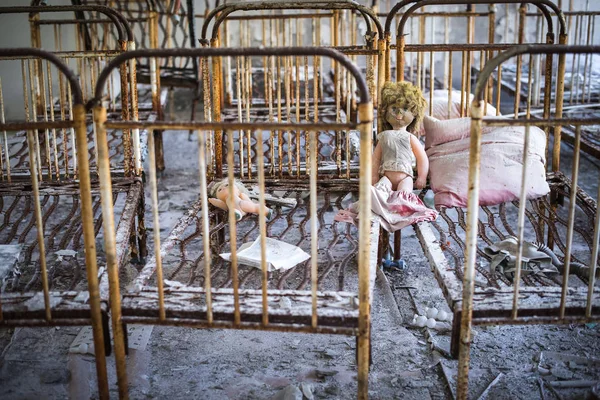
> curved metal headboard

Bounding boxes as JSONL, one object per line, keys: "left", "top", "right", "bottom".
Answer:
{"left": 200, "top": 0, "right": 383, "bottom": 45}
{"left": 384, "top": 0, "right": 566, "bottom": 39}
{"left": 0, "top": 5, "right": 134, "bottom": 43}
{"left": 0, "top": 47, "right": 83, "bottom": 105}
{"left": 91, "top": 47, "right": 371, "bottom": 108}
{"left": 473, "top": 44, "right": 600, "bottom": 103}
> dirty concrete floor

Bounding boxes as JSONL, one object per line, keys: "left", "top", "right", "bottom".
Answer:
{"left": 1, "top": 89, "right": 599, "bottom": 399}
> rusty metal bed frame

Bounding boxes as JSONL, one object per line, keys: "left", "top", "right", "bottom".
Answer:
{"left": 18, "top": 4, "right": 170, "bottom": 172}
{"left": 80, "top": 0, "right": 198, "bottom": 89}
{"left": 88, "top": 46, "right": 376, "bottom": 399}
{"left": 199, "top": 1, "right": 383, "bottom": 178}
{"left": 0, "top": 48, "right": 138, "bottom": 400}
{"left": 377, "top": 0, "right": 566, "bottom": 268}
{"left": 448, "top": 45, "right": 600, "bottom": 399}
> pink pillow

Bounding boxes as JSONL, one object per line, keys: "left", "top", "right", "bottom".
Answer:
{"left": 426, "top": 125, "right": 550, "bottom": 208}
{"left": 415, "top": 90, "right": 500, "bottom": 137}
{"left": 423, "top": 116, "right": 495, "bottom": 149}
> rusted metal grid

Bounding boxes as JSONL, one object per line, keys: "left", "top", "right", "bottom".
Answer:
{"left": 0, "top": 48, "right": 141, "bottom": 400}
{"left": 491, "top": 10, "right": 599, "bottom": 107}
{"left": 0, "top": 179, "right": 140, "bottom": 325}
{"left": 80, "top": 0, "right": 198, "bottom": 88}
{"left": 220, "top": 105, "right": 360, "bottom": 177}
{"left": 200, "top": 1, "right": 384, "bottom": 108}
{"left": 414, "top": 45, "right": 600, "bottom": 400}
{"left": 89, "top": 47, "right": 376, "bottom": 399}
{"left": 200, "top": 2, "right": 382, "bottom": 179}
{"left": 16, "top": 4, "right": 171, "bottom": 173}
{"left": 384, "top": 1, "right": 566, "bottom": 121}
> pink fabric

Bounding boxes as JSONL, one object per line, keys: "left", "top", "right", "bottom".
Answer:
{"left": 334, "top": 176, "right": 438, "bottom": 232}
{"left": 415, "top": 90, "right": 499, "bottom": 136}
{"left": 427, "top": 125, "right": 550, "bottom": 209}
{"left": 423, "top": 116, "right": 496, "bottom": 149}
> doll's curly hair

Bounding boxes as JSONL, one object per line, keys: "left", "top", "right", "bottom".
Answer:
{"left": 380, "top": 81, "right": 427, "bottom": 133}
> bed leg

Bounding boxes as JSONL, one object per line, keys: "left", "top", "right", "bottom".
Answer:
{"left": 377, "top": 227, "right": 389, "bottom": 266}
{"left": 102, "top": 312, "right": 112, "bottom": 356}
{"left": 450, "top": 311, "right": 461, "bottom": 359}
{"left": 154, "top": 130, "right": 165, "bottom": 172}
{"left": 393, "top": 230, "right": 402, "bottom": 261}
{"left": 136, "top": 190, "right": 148, "bottom": 263}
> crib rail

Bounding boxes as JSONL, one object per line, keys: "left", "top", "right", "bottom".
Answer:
{"left": 0, "top": 48, "right": 111, "bottom": 400}
{"left": 89, "top": 46, "right": 374, "bottom": 399}
{"left": 200, "top": 0, "right": 384, "bottom": 109}
{"left": 0, "top": 6, "right": 142, "bottom": 177}
{"left": 458, "top": 44, "right": 600, "bottom": 400}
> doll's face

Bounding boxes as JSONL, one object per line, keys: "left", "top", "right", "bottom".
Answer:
{"left": 385, "top": 101, "right": 414, "bottom": 130}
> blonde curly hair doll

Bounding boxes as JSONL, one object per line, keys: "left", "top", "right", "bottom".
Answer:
{"left": 373, "top": 81, "right": 429, "bottom": 192}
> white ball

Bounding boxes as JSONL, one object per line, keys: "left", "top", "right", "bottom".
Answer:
{"left": 437, "top": 311, "right": 449, "bottom": 321}
{"left": 415, "top": 315, "right": 427, "bottom": 327}
{"left": 426, "top": 307, "right": 439, "bottom": 319}
{"left": 426, "top": 318, "right": 437, "bottom": 328}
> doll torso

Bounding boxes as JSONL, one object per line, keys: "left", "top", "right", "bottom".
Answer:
{"left": 378, "top": 129, "right": 413, "bottom": 176}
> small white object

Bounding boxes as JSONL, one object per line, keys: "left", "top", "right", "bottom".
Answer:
{"left": 437, "top": 310, "right": 449, "bottom": 321}
{"left": 426, "top": 318, "right": 437, "bottom": 329}
{"left": 415, "top": 315, "right": 427, "bottom": 327}
{"left": 411, "top": 314, "right": 417, "bottom": 325}
{"left": 426, "top": 307, "right": 439, "bottom": 319}
{"left": 220, "top": 237, "right": 310, "bottom": 272}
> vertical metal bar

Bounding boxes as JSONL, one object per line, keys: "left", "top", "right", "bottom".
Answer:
{"left": 73, "top": 103, "right": 109, "bottom": 400}
{"left": 310, "top": 129, "right": 318, "bottom": 328}
{"left": 93, "top": 106, "right": 129, "bottom": 400}
{"left": 357, "top": 102, "right": 373, "bottom": 400}
{"left": 560, "top": 126, "right": 581, "bottom": 319}
{"left": 456, "top": 103, "right": 484, "bottom": 399}
{"left": 211, "top": 38, "right": 223, "bottom": 178}
{"left": 257, "top": 129, "right": 269, "bottom": 326}
{"left": 496, "top": 60, "right": 502, "bottom": 116}
{"left": 552, "top": 33, "right": 568, "bottom": 173}
{"left": 27, "top": 60, "right": 43, "bottom": 181}
{"left": 224, "top": 129, "right": 238, "bottom": 325}
{"left": 148, "top": 129, "right": 166, "bottom": 321}
{"left": 46, "top": 61, "right": 60, "bottom": 179}
{"left": 39, "top": 58, "right": 51, "bottom": 179}
{"left": 511, "top": 125, "right": 531, "bottom": 320}
{"left": 236, "top": 56, "right": 244, "bottom": 178}
{"left": 118, "top": 40, "right": 132, "bottom": 177}
{"left": 0, "top": 78, "right": 10, "bottom": 182}
{"left": 448, "top": 51, "right": 453, "bottom": 119}
{"left": 26, "top": 129, "right": 51, "bottom": 321}
{"left": 460, "top": 51, "right": 466, "bottom": 117}
{"left": 224, "top": 20, "right": 232, "bottom": 105}
{"left": 245, "top": 55, "right": 251, "bottom": 179}
{"left": 67, "top": 78, "right": 76, "bottom": 176}
{"left": 586, "top": 171, "right": 600, "bottom": 318}
{"left": 128, "top": 41, "right": 141, "bottom": 175}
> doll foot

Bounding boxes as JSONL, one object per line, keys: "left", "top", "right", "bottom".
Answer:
{"left": 266, "top": 209, "right": 273, "bottom": 221}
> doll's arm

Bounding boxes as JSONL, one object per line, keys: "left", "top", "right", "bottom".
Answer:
{"left": 410, "top": 135, "right": 429, "bottom": 189}
{"left": 208, "top": 198, "right": 229, "bottom": 211}
{"left": 371, "top": 142, "right": 382, "bottom": 184}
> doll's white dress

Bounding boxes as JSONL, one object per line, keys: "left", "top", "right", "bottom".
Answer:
{"left": 377, "top": 129, "right": 413, "bottom": 176}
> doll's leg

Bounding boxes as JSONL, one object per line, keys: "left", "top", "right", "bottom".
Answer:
{"left": 238, "top": 199, "right": 271, "bottom": 217}
{"left": 396, "top": 176, "right": 414, "bottom": 192}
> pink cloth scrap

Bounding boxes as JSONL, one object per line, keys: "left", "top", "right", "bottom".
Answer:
{"left": 334, "top": 176, "right": 438, "bottom": 232}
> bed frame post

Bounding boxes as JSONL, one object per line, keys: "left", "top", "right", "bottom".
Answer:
{"left": 456, "top": 101, "right": 484, "bottom": 400}
{"left": 73, "top": 103, "right": 110, "bottom": 400}
{"left": 357, "top": 101, "right": 374, "bottom": 400}
{"left": 94, "top": 105, "right": 130, "bottom": 399}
